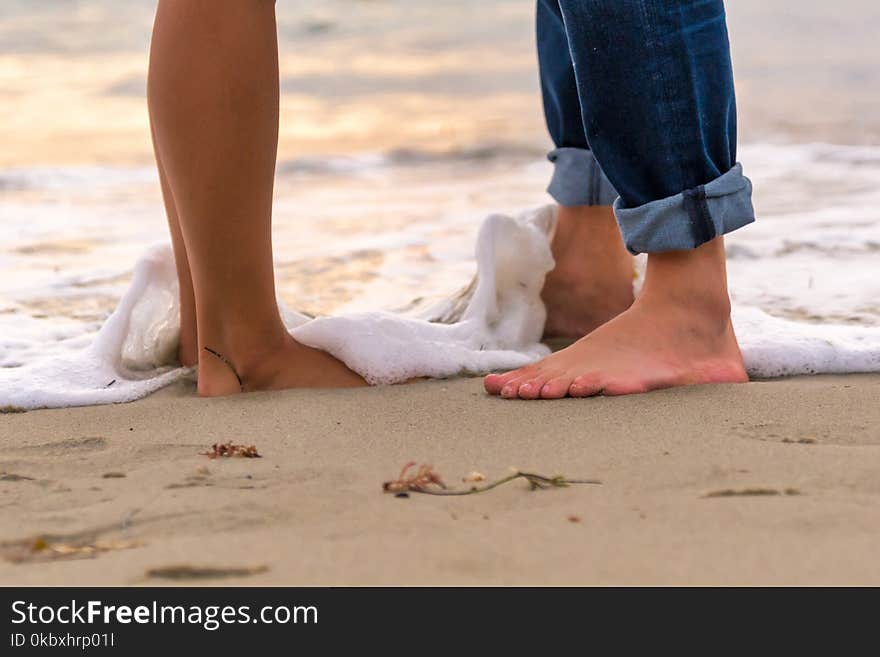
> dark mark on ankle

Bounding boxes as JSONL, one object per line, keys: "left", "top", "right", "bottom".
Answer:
{"left": 203, "top": 347, "right": 244, "bottom": 392}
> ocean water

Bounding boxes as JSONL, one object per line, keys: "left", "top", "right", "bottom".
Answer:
{"left": 1, "top": 1, "right": 880, "bottom": 395}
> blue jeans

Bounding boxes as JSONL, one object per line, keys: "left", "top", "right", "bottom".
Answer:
{"left": 538, "top": 0, "right": 755, "bottom": 254}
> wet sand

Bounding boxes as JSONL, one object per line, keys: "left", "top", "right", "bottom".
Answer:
{"left": 2, "top": 374, "right": 879, "bottom": 585}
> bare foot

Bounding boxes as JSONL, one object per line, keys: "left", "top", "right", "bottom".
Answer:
{"left": 198, "top": 332, "right": 366, "bottom": 397}
{"left": 486, "top": 237, "right": 747, "bottom": 399}
{"left": 542, "top": 205, "right": 635, "bottom": 339}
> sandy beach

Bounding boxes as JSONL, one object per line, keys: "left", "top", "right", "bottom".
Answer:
{"left": 2, "top": 0, "right": 879, "bottom": 591}
{"left": 2, "top": 373, "right": 879, "bottom": 586}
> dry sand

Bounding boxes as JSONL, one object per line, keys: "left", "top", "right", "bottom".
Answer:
{"left": 1, "top": 374, "right": 879, "bottom": 586}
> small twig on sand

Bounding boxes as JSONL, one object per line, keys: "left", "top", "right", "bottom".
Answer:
{"left": 383, "top": 462, "right": 601, "bottom": 497}
{"left": 382, "top": 462, "right": 446, "bottom": 494}
{"left": 200, "top": 442, "right": 261, "bottom": 459}
{"left": 2, "top": 537, "right": 141, "bottom": 564}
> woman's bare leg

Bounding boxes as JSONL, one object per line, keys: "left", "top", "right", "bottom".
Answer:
{"left": 150, "top": 123, "right": 198, "bottom": 367}
{"left": 147, "top": 0, "right": 364, "bottom": 395}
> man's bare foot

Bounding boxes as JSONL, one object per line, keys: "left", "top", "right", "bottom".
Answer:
{"left": 198, "top": 332, "right": 366, "bottom": 397}
{"left": 486, "top": 237, "right": 747, "bottom": 399}
{"left": 542, "top": 205, "right": 635, "bottom": 339}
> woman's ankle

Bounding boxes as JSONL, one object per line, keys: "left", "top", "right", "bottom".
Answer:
{"left": 197, "top": 316, "right": 290, "bottom": 378}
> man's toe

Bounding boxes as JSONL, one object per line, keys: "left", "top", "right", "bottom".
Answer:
{"left": 539, "top": 376, "right": 573, "bottom": 399}
{"left": 484, "top": 371, "right": 518, "bottom": 395}
{"left": 518, "top": 375, "right": 551, "bottom": 399}
{"left": 568, "top": 374, "right": 604, "bottom": 397}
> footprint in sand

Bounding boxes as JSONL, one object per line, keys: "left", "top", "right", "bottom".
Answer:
{"left": 0, "top": 473, "right": 35, "bottom": 481}
{"left": 703, "top": 488, "right": 802, "bottom": 498}
{"left": 145, "top": 564, "right": 268, "bottom": 581}
{"left": 9, "top": 436, "right": 108, "bottom": 456}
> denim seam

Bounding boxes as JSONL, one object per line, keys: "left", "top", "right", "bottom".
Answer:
{"left": 673, "top": 3, "right": 698, "bottom": 190}
{"left": 589, "top": 159, "right": 599, "bottom": 205}
{"left": 682, "top": 185, "right": 717, "bottom": 245}
{"left": 641, "top": 0, "right": 680, "bottom": 190}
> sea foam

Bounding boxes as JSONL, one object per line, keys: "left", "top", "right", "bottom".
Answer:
{"left": 1, "top": 205, "right": 879, "bottom": 410}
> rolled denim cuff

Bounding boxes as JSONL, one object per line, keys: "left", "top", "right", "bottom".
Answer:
{"left": 546, "top": 147, "right": 618, "bottom": 207}
{"left": 613, "top": 163, "right": 755, "bottom": 255}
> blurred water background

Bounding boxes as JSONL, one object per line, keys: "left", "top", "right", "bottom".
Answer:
{"left": 2, "top": 0, "right": 879, "bottom": 366}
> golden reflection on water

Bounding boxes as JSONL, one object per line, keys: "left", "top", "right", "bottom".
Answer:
{"left": 0, "top": 49, "right": 544, "bottom": 167}
{"left": 3, "top": 0, "right": 880, "bottom": 333}
{"left": 4, "top": 0, "right": 880, "bottom": 170}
